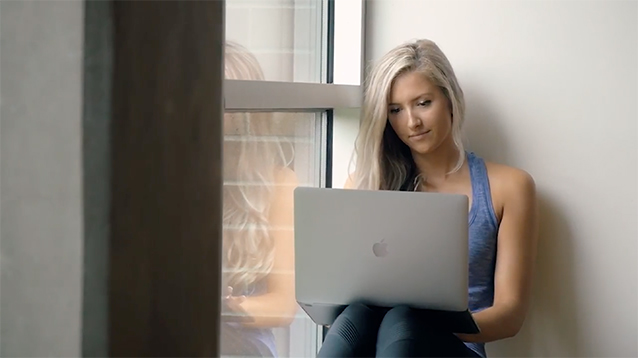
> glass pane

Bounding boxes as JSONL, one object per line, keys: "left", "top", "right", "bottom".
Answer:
{"left": 226, "top": 0, "right": 325, "bottom": 83}
{"left": 221, "top": 111, "right": 323, "bottom": 358}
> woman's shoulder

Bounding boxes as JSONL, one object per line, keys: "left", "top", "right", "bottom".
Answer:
{"left": 274, "top": 166, "right": 299, "bottom": 187}
{"left": 483, "top": 160, "right": 536, "bottom": 204}
{"left": 344, "top": 175, "right": 355, "bottom": 189}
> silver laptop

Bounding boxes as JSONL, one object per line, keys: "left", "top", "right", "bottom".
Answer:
{"left": 294, "top": 187, "right": 479, "bottom": 333}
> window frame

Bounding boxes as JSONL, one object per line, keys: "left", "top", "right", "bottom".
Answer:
{"left": 223, "top": 80, "right": 361, "bottom": 112}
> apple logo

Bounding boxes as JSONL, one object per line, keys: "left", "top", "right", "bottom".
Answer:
{"left": 372, "top": 239, "right": 388, "bottom": 257}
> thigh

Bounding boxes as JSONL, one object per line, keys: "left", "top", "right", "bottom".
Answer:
{"left": 317, "top": 303, "right": 384, "bottom": 358}
{"left": 376, "top": 306, "right": 480, "bottom": 358}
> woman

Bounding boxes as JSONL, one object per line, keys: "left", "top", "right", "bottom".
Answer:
{"left": 221, "top": 41, "right": 299, "bottom": 357}
{"left": 318, "top": 39, "right": 538, "bottom": 357}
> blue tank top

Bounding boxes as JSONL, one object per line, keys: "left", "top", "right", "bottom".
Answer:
{"left": 224, "top": 280, "right": 278, "bottom": 357}
{"left": 464, "top": 152, "right": 499, "bottom": 358}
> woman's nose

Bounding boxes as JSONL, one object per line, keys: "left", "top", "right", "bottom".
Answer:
{"left": 407, "top": 110, "right": 422, "bottom": 129}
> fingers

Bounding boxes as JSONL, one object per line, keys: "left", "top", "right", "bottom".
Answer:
{"left": 223, "top": 286, "right": 246, "bottom": 314}
{"left": 226, "top": 297, "right": 246, "bottom": 313}
{"left": 227, "top": 295, "right": 246, "bottom": 307}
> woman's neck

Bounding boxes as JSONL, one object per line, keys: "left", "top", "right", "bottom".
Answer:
{"left": 412, "top": 139, "right": 462, "bottom": 181}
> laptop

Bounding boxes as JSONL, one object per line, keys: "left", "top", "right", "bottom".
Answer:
{"left": 293, "top": 187, "right": 480, "bottom": 334}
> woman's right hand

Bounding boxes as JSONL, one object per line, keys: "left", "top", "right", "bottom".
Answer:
{"left": 223, "top": 286, "right": 246, "bottom": 313}
{"left": 222, "top": 286, "right": 253, "bottom": 323}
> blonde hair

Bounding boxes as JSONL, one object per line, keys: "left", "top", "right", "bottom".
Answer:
{"left": 223, "top": 42, "right": 290, "bottom": 294}
{"left": 351, "top": 39, "right": 466, "bottom": 191}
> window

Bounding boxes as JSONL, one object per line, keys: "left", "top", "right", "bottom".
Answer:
{"left": 220, "top": 111, "right": 323, "bottom": 357}
{"left": 222, "top": 0, "right": 364, "bottom": 357}
{"left": 226, "top": 0, "right": 324, "bottom": 83}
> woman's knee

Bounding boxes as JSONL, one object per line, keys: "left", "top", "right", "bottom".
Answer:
{"left": 375, "top": 306, "right": 427, "bottom": 356}
{"left": 333, "top": 303, "right": 383, "bottom": 328}
{"left": 341, "top": 302, "right": 374, "bottom": 316}
{"left": 377, "top": 306, "right": 426, "bottom": 341}
{"left": 318, "top": 303, "right": 382, "bottom": 357}
{"left": 380, "top": 305, "right": 418, "bottom": 325}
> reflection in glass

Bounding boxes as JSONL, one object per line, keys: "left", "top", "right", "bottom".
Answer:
{"left": 221, "top": 42, "right": 320, "bottom": 358}
{"left": 225, "top": 0, "right": 323, "bottom": 83}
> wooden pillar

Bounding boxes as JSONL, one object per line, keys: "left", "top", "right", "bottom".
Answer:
{"left": 109, "top": 1, "right": 224, "bottom": 356}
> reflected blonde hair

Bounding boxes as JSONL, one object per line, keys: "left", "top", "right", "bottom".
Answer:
{"left": 351, "top": 39, "right": 466, "bottom": 191}
{"left": 223, "top": 42, "right": 290, "bottom": 294}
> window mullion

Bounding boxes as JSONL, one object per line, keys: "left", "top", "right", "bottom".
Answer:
{"left": 224, "top": 80, "right": 361, "bottom": 112}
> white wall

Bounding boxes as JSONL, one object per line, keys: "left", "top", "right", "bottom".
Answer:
{"left": 334, "top": 0, "right": 638, "bottom": 356}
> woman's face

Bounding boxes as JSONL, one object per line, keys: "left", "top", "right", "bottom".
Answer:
{"left": 387, "top": 71, "right": 453, "bottom": 156}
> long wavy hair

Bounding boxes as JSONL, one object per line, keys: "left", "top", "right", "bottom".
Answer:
{"left": 223, "top": 42, "right": 291, "bottom": 294}
{"left": 350, "top": 39, "right": 466, "bottom": 191}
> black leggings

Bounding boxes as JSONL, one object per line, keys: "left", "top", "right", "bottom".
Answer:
{"left": 317, "top": 304, "right": 481, "bottom": 358}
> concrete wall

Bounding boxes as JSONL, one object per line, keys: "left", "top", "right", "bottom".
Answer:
{"left": 1, "top": 1, "right": 85, "bottom": 356}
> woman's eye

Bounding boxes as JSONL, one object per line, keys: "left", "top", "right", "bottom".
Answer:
{"left": 418, "top": 100, "right": 432, "bottom": 106}
{"left": 389, "top": 108, "right": 401, "bottom": 114}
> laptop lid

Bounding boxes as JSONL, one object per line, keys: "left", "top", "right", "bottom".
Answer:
{"left": 293, "top": 187, "right": 470, "bottom": 326}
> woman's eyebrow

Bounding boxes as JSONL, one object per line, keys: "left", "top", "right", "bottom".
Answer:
{"left": 388, "top": 92, "right": 433, "bottom": 106}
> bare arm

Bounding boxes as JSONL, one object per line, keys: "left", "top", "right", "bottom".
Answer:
{"left": 457, "top": 168, "right": 539, "bottom": 342}
{"left": 234, "top": 168, "right": 299, "bottom": 328}
{"left": 344, "top": 175, "right": 355, "bottom": 189}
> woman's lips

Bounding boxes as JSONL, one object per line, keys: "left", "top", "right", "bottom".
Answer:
{"left": 409, "top": 130, "right": 431, "bottom": 140}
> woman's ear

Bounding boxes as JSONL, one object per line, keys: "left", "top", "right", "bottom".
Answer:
{"left": 451, "top": 105, "right": 455, "bottom": 123}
